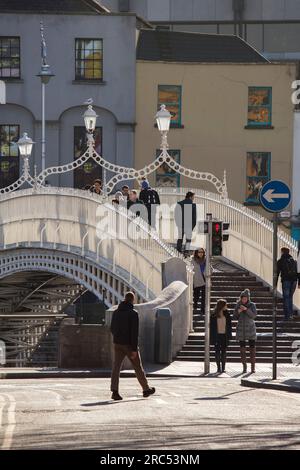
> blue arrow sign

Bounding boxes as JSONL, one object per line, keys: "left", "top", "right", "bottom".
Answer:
{"left": 260, "top": 180, "right": 291, "bottom": 213}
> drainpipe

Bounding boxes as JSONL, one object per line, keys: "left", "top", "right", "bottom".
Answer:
{"left": 232, "top": 0, "right": 245, "bottom": 38}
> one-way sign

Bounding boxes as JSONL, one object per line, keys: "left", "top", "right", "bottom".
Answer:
{"left": 260, "top": 180, "right": 291, "bottom": 213}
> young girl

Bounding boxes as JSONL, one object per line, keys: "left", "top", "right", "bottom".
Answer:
{"left": 210, "top": 299, "right": 232, "bottom": 373}
{"left": 234, "top": 288, "right": 257, "bottom": 374}
{"left": 191, "top": 248, "right": 206, "bottom": 314}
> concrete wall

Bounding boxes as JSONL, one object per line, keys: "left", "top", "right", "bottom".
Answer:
{"left": 293, "top": 111, "right": 300, "bottom": 215}
{"left": 0, "top": 13, "right": 136, "bottom": 177}
{"left": 103, "top": 0, "right": 300, "bottom": 21}
{"left": 106, "top": 280, "right": 190, "bottom": 364}
{"left": 59, "top": 323, "right": 113, "bottom": 368}
{"left": 135, "top": 61, "right": 296, "bottom": 213}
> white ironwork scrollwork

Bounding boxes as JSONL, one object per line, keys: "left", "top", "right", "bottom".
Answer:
{"left": 0, "top": 105, "right": 228, "bottom": 200}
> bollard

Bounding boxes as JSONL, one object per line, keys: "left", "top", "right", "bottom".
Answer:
{"left": 154, "top": 308, "right": 172, "bottom": 364}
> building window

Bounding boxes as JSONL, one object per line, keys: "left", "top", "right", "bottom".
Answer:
{"left": 156, "top": 149, "right": 180, "bottom": 187}
{"left": 158, "top": 85, "right": 182, "bottom": 127}
{"left": 75, "top": 39, "right": 103, "bottom": 80}
{"left": 247, "top": 87, "right": 272, "bottom": 127}
{"left": 0, "top": 125, "right": 20, "bottom": 188}
{"left": 0, "top": 37, "right": 20, "bottom": 78}
{"left": 245, "top": 152, "right": 271, "bottom": 205}
{"left": 74, "top": 126, "right": 102, "bottom": 188}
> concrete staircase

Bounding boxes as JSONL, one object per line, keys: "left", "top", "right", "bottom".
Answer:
{"left": 27, "top": 317, "right": 65, "bottom": 367}
{"left": 177, "top": 267, "right": 300, "bottom": 363}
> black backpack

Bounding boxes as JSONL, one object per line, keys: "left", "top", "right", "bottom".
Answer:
{"left": 282, "top": 257, "right": 298, "bottom": 281}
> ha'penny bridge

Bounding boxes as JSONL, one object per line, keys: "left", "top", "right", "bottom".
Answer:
{"left": 0, "top": 105, "right": 299, "bottom": 368}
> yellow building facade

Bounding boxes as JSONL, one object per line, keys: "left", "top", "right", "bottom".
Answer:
{"left": 135, "top": 60, "right": 297, "bottom": 209}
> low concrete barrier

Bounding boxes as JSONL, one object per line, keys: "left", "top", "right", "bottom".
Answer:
{"left": 59, "top": 324, "right": 113, "bottom": 368}
{"left": 106, "top": 280, "right": 189, "bottom": 364}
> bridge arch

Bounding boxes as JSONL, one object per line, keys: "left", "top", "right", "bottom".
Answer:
{"left": 0, "top": 248, "right": 149, "bottom": 308}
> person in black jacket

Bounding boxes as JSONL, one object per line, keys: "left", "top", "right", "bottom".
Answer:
{"left": 175, "top": 191, "right": 197, "bottom": 253}
{"left": 139, "top": 179, "right": 161, "bottom": 228}
{"left": 110, "top": 291, "right": 155, "bottom": 401}
{"left": 210, "top": 299, "right": 232, "bottom": 374}
{"left": 127, "top": 190, "right": 146, "bottom": 219}
{"left": 277, "top": 247, "right": 299, "bottom": 320}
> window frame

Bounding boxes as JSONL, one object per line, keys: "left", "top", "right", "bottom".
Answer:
{"left": 74, "top": 38, "right": 103, "bottom": 82}
{"left": 0, "top": 36, "right": 21, "bottom": 79}
{"left": 158, "top": 85, "right": 182, "bottom": 128}
{"left": 244, "top": 151, "right": 271, "bottom": 206}
{"left": 73, "top": 125, "right": 103, "bottom": 188}
{"left": 247, "top": 86, "right": 272, "bottom": 128}
{"left": 155, "top": 149, "right": 181, "bottom": 188}
{"left": 0, "top": 124, "right": 20, "bottom": 188}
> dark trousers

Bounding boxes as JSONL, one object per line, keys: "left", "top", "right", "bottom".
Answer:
{"left": 176, "top": 233, "right": 192, "bottom": 253}
{"left": 111, "top": 344, "right": 149, "bottom": 392}
{"left": 282, "top": 280, "right": 297, "bottom": 320}
{"left": 193, "top": 285, "right": 206, "bottom": 313}
{"left": 214, "top": 334, "right": 227, "bottom": 371}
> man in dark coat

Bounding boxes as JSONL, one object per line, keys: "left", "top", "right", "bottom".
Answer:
{"left": 110, "top": 292, "right": 155, "bottom": 400}
{"left": 127, "top": 190, "right": 146, "bottom": 219}
{"left": 277, "top": 247, "right": 299, "bottom": 320}
{"left": 175, "top": 191, "right": 197, "bottom": 253}
{"left": 139, "top": 179, "right": 161, "bottom": 228}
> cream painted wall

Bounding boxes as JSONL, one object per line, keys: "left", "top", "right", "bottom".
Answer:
{"left": 135, "top": 61, "right": 296, "bottom": 209}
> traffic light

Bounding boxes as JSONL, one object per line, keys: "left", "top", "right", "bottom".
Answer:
{"left": 212, "top": 221, "right": 222, "bottom": 256}
{"left": 211, "top": 221, "right": 230, "bottom": 255}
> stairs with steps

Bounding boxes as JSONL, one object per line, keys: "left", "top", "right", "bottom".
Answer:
{"left": 176, "top": 267, "right": 300, "bottom": 363}
{"left": 26, "top": 317, "right": 65, "bottom": 367}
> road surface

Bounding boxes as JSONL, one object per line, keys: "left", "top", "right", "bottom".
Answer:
{"left": 0, "top": 377, "right": 299, "bottom": 450}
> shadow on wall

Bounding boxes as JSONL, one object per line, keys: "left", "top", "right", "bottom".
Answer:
{"left": 106, "top": 280, "right": 190, "bottom": 365}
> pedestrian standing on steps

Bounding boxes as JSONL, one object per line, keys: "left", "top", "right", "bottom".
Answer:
{"left": 191, "top": 248, "right": 206, "bottom": 314}
{"left": 234, "top": 288, "right": 257, "bottom": 374}
{"left": 277, "top": 247, "right": 299, "bottom": 321}
{"left": 210, "top": 299, "right": 232, "bottom": 373}
{"left": 110, "top": 291, "right": 155, "bottom": 401}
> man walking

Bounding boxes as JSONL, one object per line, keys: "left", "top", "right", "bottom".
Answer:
{"left": 277, "top": 247, "right": 299, "bottom": 321}
{"left": 139, "top": 179, "right": 161, "bottom": 228}
{"left": 175, "top": 191, "right": 197, "bottom": 253}
{"left": 110, "top": 291, "right": 155, "bottom": 400}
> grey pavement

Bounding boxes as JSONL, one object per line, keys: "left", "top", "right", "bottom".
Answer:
{"left": 1, "top": 361, "right": 299, "bottom": 384}
{"left": 0, "top": 376, "right": 300, "bottom": 450}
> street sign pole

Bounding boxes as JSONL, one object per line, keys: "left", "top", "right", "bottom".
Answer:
{"left": 260, "top": 180, "right": 291, "bottom": 382}
{"left": 272, "top": 212, "right": 278, "bottom": 380}
{"left": 204, "top": 216, "right": 212, "bottom": 375}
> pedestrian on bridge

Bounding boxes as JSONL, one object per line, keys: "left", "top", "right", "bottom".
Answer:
{"left": 110, "top": 291, "right": 155, "bottom": 401}
{"left": 175, "top": 191, "right": 197, "bottom": 254}
{"left": 277, "top": 247, "right": 299, "bottom": 321}
{"left": 139, "top": 179, "right": 161, "bottom": 228}
{"left": 127, "top": 190, "right": 146, "bottom": 219}
{"left": 191, "top": 248, "right": 206, "bottom": 314}
{"left": 234, "top": 289, "right": 257, "bottom": 374}
{"left": 210, "top": 299, "right": 232, "bottom": 373}
{"left": 90, "top": 179, "right": 103, "bottom": 195}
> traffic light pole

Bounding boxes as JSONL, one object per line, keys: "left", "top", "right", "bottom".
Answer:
{"left": 204, "top": 218, "right": 212, "bottom": 375}
{"left": 272, "top": 212, "right": 278, "bottom": 380}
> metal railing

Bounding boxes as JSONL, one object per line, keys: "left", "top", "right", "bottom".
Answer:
{"left": 0, "top": 187, "right": 192, "bottom": 300}
{"left": 157, "top": 187, "right": 300, "bottom": 309}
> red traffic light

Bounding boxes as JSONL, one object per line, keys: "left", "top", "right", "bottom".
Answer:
{"left": 214, "top": 222, "right": 221, "bottom": 233}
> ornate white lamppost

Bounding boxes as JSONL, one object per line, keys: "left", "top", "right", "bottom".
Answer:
{"left": 155, "top": 104, "right": 171, "bottom": 155}
{"left": 17, "top": 132, "right": 35, "bottom": 179}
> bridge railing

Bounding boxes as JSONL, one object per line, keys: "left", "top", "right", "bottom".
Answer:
{"left": 0, "top": 188, "right": 192, "bottom": 301}
{"left": 156, "top": 187, "right": 300, "bottom": 309}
